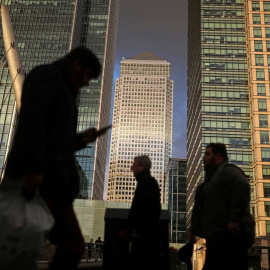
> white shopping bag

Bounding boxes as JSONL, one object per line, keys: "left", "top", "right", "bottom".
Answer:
{"left": 0, "top": 187, "right": 54, "bottom": 270}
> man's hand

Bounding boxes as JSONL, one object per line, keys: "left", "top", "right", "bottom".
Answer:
{"left": 21, "top": 173, "right": 43, "bottom": 200}
{"left": 227, "top": 222, "right": 240, "bottom": 235}
{"left": 188, "top": 232, "right": 196, "bottom": 243}
{"left": 82, "top": 125, "right": 112, "bottom": 144}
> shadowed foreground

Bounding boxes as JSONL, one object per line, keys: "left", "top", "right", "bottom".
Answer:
{"left": 38, "top": 261, "right": 102, "bottom": 270}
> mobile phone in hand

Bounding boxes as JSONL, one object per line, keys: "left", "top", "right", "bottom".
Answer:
{"left": 97, "top": 125, "right": 112, "bottom": 135}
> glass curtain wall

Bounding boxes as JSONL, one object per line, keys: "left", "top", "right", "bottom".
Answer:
{"left": 187, "top": 0, "right": 253, "bottom": 229}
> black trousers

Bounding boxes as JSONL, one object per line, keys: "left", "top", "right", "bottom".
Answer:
{"left": 43, "top": 198, "right": 85, "bottom": 270}
{"left": 203, "top": 232, "right": 249, "bottom": 270}
{"left": 129, "top": 234, "right": 161, "bottom": 270}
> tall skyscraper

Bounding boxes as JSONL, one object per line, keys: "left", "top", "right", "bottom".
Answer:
{"left": 166, "top": 158, "right": 187, "bottom": 245}
{"left": 74, "top": 0, "right": 119, "bottom": 199}
{"left": 246, "top": 0, "right": 270, "bottom": 240}
{"left": 188, "top": 0, "right": 270, "bottom": 267}
{"left": 106, "top": 53, "right": 173, "bottom": 203}
{"left": 0, "top": 0, "right": 119, "bottom": 199}
{"left": 187, "top": 0, "right": 252, "bottom": 224}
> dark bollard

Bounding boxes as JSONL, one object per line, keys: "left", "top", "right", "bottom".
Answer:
{"left": 103, "top": 208, "right": 170, "bottom": 270}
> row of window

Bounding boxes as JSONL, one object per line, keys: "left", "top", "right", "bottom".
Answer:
{"left": 253, "top": 40, "right": 270, "bottom": 51}
{"left": 203, "top": 76, "right": 247, "bottom": 85}
{"left": 254, "top": 54, "right": 270, "bottom": 66}
{"left": 122, "top": 64, "right": 169, "bottom": 68}
{"left": 252, "top": 1, "right": 270, "bottom": 12}
{"left": 255, "top": 69, "right": 270, "bottom": 81}
{"left": 203, "top": 136, "right": 252, "bottom": 149}
{"left": 252, "top": 14, "right": 270, "bottom": 24}
{"left": 261, "top": 148, "right": 270, "bottom": 161}
{"left": 123, "top": 78, "right": 166, "bottom": 81}
{"left": 202, "top": 90, "right": 247, "bottom": 99}
{"left": 202, "top": 48, "right": 246, "bottom": 57}
{"left": 203, "top": 0, "right": 243, "bottom": 4}
{"left": 203, "top": 105, "right": 249, "bottom": 114}
{"left": 203, "top": 22, "right": 244, "bottom": 30}
{"left": 203, "top": 120, "right": 249, "bottom": 129}
{"left": 250, "top": 83, "right": 270, "bottom": 96}
{"left": 253, "top": 26, "right": 270, "bottom": 37}
{"left": 204, "top": 62, "right": 246, "bottom": 70}
{"left": 203, "top": 9, "right": 244, "bottom": 17}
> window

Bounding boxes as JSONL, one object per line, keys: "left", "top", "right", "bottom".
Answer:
{"left": 256, "top": 69, "right": 265, "bottom": 80}
{"left": 252, "top": 1, "right": 260, "bottom": 11}
{"left": 254, "top": 27, "right": 262, "bottom": 38}
{"left": 255, "top": 55, "right": 264, "bottom": 66}
{"left": 268, "top": 55, "right": 270, "bottom": 66}
{"left": 255, "top": 40, "right": 263, "bottom": 51}
{"left": 260, "top": 131, "right": 269, "bottom": 144}
{"left": 253, "top": 14, "right": 261, "bottom": 24}
{"left": 259, "top": 115, "right": 268, "bottom": 127}
{"left": 265, "top": 15, "right": 270, "bottom": 25}
{"left": 263, "top": 167, "right": 270, "bottom": 180}
{"left": 250, "top": 202, "right": 255, "bottom": 217}
{"left": 261, "top": 148, "right": 270, "bottom": 161}
{"left": 258, "top": 99, "right": 267, "bottom": 111}
{"left": 266, "top": 221, "right": 270, "bottom": 237}
{"left": 266, "top": 28, "right": 270, "bottom": 38}
{"left": 264, "top": 1, "right": 270, "bottom": 11}
{"left": 257, "top": 84, "right": 266, "bottom": 95}
{"left": 267, "top": 41, "right": 270, "bottom": 52}
{"left": 265, "top": 202, "right": 270, "bottom": 217}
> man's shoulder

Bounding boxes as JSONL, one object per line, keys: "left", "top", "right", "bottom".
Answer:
{"left": 149, "top": 175, "right": 159, "bottom": 186}
{"left": 195, "top": 182, "right": 205, "bottom": 194}
{"left": 25, "top": 62, "right": 62, "bottom": 84}
{"left": 137, "top": 175, "right": 159, "bottom": 193}
{"left": 223, "top": 163, "right": 246, "bottom": 177}
{"left": 27, "top": 63, "right": 55, "bottom": 76}
{"left": 221, "top": 163, "right": 249, "bottom": 186}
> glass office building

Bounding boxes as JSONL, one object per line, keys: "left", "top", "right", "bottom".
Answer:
{"left": 166, "top": 158, "right": 187, "bottom": 244}
{"left": 187, "top": 0, "right": 252, "bottom": 228}
{"left": 75, "top": 0, "right": 119, "bottom": 199}
{"left": 246, "top": 0, "right": 270, "bottom": 239}
{"left": 0, "top": 0, "right": 119, "bottom": 199}
{"left": 188, "top": 0, "right": 270, "bottom": 267}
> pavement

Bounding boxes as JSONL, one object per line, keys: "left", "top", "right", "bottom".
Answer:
{"left": 37, "top": 259, "right": 103, "bottom": 269}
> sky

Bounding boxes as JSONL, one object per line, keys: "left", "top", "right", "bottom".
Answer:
{"left": 110, "top": 0, "right": 188, "bottom": 158}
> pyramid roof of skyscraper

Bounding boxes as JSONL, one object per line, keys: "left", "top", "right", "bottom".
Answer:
{"left": 127, "top": 52, "right": 165, "bottom": 61}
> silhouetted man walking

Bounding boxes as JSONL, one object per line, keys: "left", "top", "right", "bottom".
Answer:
{"left": 87, "top": 239, "right": 94, "bottom": 261}
{"left": 3, "top": 46, "right": 110, "bottom": 270}
{"left": 129, "top": 155, "right": 161, "bottom": 270}
{"left": 189, "top": 143, "right": 255, "bottom": 270}
{"left": 95, "top": 237, "right": 103, "bottom": 261}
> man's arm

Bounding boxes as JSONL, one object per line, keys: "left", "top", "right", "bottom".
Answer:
{"left": 189, "top": 184, "right": 204, "bottom": 242}
{"left": 75, "top": 125, "right": 111, "bottom": 151}
{"left": 226, "top": 166, "right": 250, "bottom": 233}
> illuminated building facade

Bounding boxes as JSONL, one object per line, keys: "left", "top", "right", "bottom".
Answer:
{"left": 107, "top": 53, "right": 173, "bottom": 203}
{"left": 188, "top": 0, "right": 270, "bottom": 267}
{"left": 246, "top": 0, "right": 270, "bottom": 238}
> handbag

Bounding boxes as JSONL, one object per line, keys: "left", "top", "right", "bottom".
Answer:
{"left": 0, "top": 177, "right": 54, "bottom": 270}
